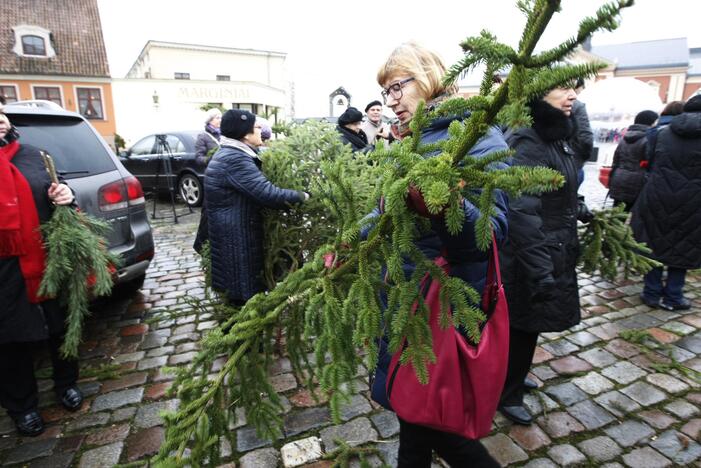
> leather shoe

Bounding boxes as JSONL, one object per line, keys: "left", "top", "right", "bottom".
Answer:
{"left": 14, "top": 410, "right": 44, "bottom": 437}
{"left": 499, "top": 405, "right": 532, "bottom": 425}
{"left": 523, "top": 377, "right": 538, "bottom": 391}
{"left": 59, "top": 386, "right": 84, "bottom": 411}
{"left": 660, "top": 298, "right": 691, "bottom": 311}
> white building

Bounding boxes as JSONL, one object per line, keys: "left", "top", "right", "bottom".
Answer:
{"left": 112, "top": 40, "right": 289, "bottom": 144}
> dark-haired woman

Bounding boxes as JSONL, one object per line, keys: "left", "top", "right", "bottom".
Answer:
{"left": 499, "top": 86, "right": 591, "bottom": 426}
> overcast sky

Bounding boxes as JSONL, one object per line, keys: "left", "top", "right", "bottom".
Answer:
{"left": 97, "top": 0, "right": 701, "bottom": 118}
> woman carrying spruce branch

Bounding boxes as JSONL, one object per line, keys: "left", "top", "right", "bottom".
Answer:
{"left": 204, "top": 109, "right": 309, "bottom": 306}
{"left": 373, "top": 42, "right": 508, "bottom": 468}
{"left": 0, "top": 112, "right": 83, "bottom": 437}
{"left": 498, "top": 85, "right": 592, "bottom": 426}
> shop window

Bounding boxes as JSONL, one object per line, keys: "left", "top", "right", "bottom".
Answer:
{"left": 174, "top": 72, "right": 190, "bottom": 80}
{"left": 77, "top": 87, "right": 104, "bottom": 120}
{"left": 216, "top": 75, "right": 230, "bottom": 81}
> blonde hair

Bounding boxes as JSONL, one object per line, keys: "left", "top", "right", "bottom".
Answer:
{"left": 376, "top": 42, "right": 457, "bottom": 101}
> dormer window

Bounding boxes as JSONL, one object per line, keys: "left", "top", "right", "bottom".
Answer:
{"left": 12, "top": 25, "right": 56, "bottom": 58}
{"left": 22, "top": 35, "right": 46, "bottom": 56}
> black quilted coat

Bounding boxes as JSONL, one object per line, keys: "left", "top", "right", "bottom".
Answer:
{"left": 608, "top": 124, "right": 650, "bottom": 205}
{"left": 501, "top": 100, "right": 581, "bottom": 333}
{"left": 204, "top": 144, "right": 303, "bottom": 303}
{"left": 631, "top": 111, "right": 701, "bottom": 269}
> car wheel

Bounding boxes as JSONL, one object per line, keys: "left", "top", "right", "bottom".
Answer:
{"left": 178, "top": 173, "right": 203, "bottom": 207}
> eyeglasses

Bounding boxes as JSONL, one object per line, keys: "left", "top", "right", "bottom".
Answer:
{"left": 381, "top": 77, "right": 415, "bottom": 104}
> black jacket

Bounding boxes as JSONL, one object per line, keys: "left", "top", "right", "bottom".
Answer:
{"left": 0, "top": 143, "right": 64, "bottom": 344}
{"left": 501, "top": 100, "right": 581, "bottom": 333}
{"left": 608, "top": 124, "right": 650, "bottom": 205}
{"left": 631, "top": 111, "right": 701, "bottom": 269}
{"left": 336, "top": 125, "right": 372, "bottom": 153}
{"left": 204, "top": 144, "right": 304, "bottom": 302}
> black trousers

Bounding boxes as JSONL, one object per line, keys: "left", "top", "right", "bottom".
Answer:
{"left": 500, "top": 328, "right": 539, "bottom": 406}
{"left": 397, "top": 419, "right": 499, "bottom": 468}
{"left": 0, "top": 334, "right": 79, "bottom": 418}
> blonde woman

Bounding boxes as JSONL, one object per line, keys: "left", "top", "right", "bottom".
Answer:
{"left": 372, "top": 42, "right": 507, "bottom": 468}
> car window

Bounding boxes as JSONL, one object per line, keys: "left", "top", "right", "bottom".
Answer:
{"left": 131, "top": 136, "right": 156, "bottom": 156}
{"left": 11, "top": 114, "right": 116, "bottom": 178}
{"left": 166, "top": 135, "right": 186, "bottom": 153}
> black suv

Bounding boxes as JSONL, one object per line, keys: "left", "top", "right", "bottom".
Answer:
{"left": 4, "top": 101, "right": 154, "bottom": 290}
{"left": 120, "top": 131, "right": 205, "bottom": 207}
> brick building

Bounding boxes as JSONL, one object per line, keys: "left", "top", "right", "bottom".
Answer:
{"left": 0, "top": 0, "right": 116, "bottom": 143}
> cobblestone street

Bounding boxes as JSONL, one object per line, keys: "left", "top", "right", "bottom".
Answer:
{"left": 1, "top": 200, "right": 700, "bottom": 467}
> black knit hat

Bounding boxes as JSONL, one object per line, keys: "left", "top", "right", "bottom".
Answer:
{"left": 337, "top": 107, "right": 364, "bottom": 126}
{"left": 221, "top": 109, "right": 256, "bottom": 139}
{"left": 684, "top": 95, "right": 701, "bottom": 113}
{"left": 365, "top": 100, "right": 382, "bottom": 112}
{"left": 634, "top": 110, "right": 659, "bottom": 126}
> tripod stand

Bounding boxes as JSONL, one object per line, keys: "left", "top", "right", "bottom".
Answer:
{"left": 150, "top": 134, "right": 193, "bottom": 223}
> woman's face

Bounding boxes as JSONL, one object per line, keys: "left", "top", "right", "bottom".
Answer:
{"left": 242, "top": 122, "right": 263, "bottom": 148}
{"left": 543, "top": 87, "right": 577, "bottom": 116}
{"left": 0, "top": 118, "right": 10, "bottom": 139}
{"left": 382, "top": 75, "right": 423, "bottom": 125}
{"left": 345, "top": 121, "right": 362, "bottom": 133}
{"left": 210, "top": 115, "right": 222, "bottom": 129}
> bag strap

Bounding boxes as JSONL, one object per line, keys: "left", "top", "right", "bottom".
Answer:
{"left": 486, "top": 232, "right": 502, "bottom": 287}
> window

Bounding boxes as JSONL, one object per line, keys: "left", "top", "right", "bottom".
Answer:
{"left": 0, "top": 85, "right": 18, "bottom": 103}
{"left": 130, "top": 136, "right": 156, "bottom": 156}
{"left": 11, "top": 114, "right": 117, "bottom": 177}
{"left": 165, "top": 135, "right": 186, "bottom": 153}
{"left": 33, "top": 86, "right": 62, "bottom": 106}
{"left": 76, "top": 87, "right": 104, "bottom": 120}
{"left": 12, "top": 25, "right": 55, "bottom": 58}
{"left": 216, "top": 75, "right": 230, "bottom": 81}
{"left": 174, "top": 72, "right": 190, "bottom": 80}
{"left": 22, "top": 35, "right": 46, "bottom": 56}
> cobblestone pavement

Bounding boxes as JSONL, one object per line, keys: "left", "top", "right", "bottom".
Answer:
{"left": 1, "top": 200, "right": 700, "bottom": 467}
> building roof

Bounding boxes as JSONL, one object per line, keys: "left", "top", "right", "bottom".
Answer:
{"left": 0, "top": 0, "right": 109, "bottom": 77}
{"left": 689, "top": 47, "right": 701, "bottom": 76}
{"left": 126, "top": 40, "right": 286, "bottom": 77}
{"left": 591, "top": 37, "right": 689, "bottom": 71}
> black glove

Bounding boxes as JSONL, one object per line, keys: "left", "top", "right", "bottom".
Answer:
{"left": 531, "top": 277, "right": 557, "bottom": 303}
{"left": 577, "top": 196, "right": 594, "bottom": 224}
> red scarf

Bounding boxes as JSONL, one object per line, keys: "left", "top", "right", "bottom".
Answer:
{"left": 0, "top": 140, "right": 47, "bottom": 303}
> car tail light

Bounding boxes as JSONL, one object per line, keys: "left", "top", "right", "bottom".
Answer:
{"left": 98, "top": 180, "right": 128, "bottom": 212}
{"left": 124, "top": 176, "right": 145, "bottom": 206}
{"left": 99, "top": 177, "right": 145, "bottom": 212}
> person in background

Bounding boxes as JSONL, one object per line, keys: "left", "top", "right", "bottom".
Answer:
{"left": 568, "top": 78, "right": 594, "bottom": 186}
{"left": 195, "top": 108, "right": 222, "bottom": 166}
{"left": 336, "top": 107, "right": 373, "bottom": 153}
{"left": 632, "top": 95, "right": 701, "bottom": 311}
{"left": 0, "top": 112, "right": 83, "bottom": 436}
{"left": 372, "top": 41, "right": 507, "bottom": 468}
{"left": 192, "top": 108, "right": 223, "bottom": 253}
{"left": 204, "top": 109, "right": 308, "bottom": 306}
{"left": 608, "top": 110, "right": 659, "bottom": 211}
{"left": 499, "top": 84, "right": 592, "bottom": 426}
{"left": 645, "top": 100, "right": 684, "bottom": 168}
{"left": 361, "top": 100, "right": 392, "bottom": 144}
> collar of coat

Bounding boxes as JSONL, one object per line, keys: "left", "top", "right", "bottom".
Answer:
{"left": 220, "top": 136, "right": 260, "bottom": 160}
{"left": 529, "top": 99, "right": 574, "bottom": 141}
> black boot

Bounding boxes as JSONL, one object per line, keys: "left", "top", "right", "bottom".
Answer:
{"left": 14, "top": 410, "right": 44, "bottom": 437}
{"left": 58, "top": 386, "right": 84, "bottom": 411}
